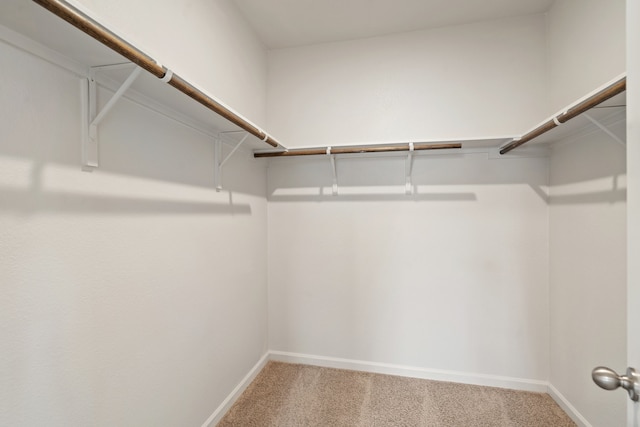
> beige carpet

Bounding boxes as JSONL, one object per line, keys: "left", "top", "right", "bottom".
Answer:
{"left": 217, "top": 362, "right": 576, "bottom": 427}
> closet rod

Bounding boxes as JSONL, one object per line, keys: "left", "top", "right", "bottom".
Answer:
{"left": 254, "top": 142, "right": 462, "bottom": 158}
{"left": 500, "top": 77, "right": 626, "bottom": 155}
{"left": 32, "top": 0, "right": 281, "bottom": 148}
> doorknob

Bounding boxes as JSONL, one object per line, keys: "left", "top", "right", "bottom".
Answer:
{"left": 592, "top": 366, "right": 640, "bottom": 401}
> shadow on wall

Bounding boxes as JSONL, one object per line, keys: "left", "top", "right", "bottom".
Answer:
{"left": 528, "top": 181, "right": 626, "bottom": 206}
{"left": 2, "top": 39, "right": 626, "bottom": 210}
{"left": 0, "top": 153, "right": 252, "bottom": 216}
{"left": 266, "top": 153, "right": 548, "bottom": 203}
{"left": 0, "top": 186, "right": 251, "bottom": 216}
{"left": 548, "top": 129, "right": 627, "bottom": 206}
{"left": 266, "top": 133, "right": 627, "bottom": 205}
{"left": 548, "top": 187, "right": 626, "bottom": 205}
{"left": 0, "top": 40, "right": 265, "bottom": 205}
{"left": 268, "top": 192, "right": 477, "bottom": 203}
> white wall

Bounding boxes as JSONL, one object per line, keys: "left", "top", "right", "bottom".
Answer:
{"left": 626, "top": 0, "right": 640, "bottom": 425}
{"left": 0, "top": 37, "right": 268, "bottom": 426}
{"left": 70, "top": 0, "right": 268, "bottom": 128}
{"left": 545, "top": 1, "right": 628, "bottom": 425}
{"left": 267, "top": 14, "right": 547, "bottom": 147}
{"left": 546, "top": 0, "right": 626, "bottom": 112}
{"left": 267, "top": 153, "right": 549, "bottom": 382}
{"left": 548, "top": 129, "right": 627, "bottom": 427}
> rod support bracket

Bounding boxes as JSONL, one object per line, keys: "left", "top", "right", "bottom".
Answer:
{"left": 80, "top": 76, "right": 97, "bottom": 170}
{"left": 405, "top": 142, "right": 415, "bottom": 194}
{"left": 327, "top": 147, "right": 338, "bottom": 196}
{"left": 215, "top": 132, "right": 250, "bottom": 191}
{"left": 583, "top": 113, "right": 626, "bottom": 146}
{"left": 81, "top": 65, "right": 142, "bottom": 170}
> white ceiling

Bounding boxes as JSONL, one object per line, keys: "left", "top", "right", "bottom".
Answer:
{"left": 233, "top": 0, "right": 555, "bottom": 49}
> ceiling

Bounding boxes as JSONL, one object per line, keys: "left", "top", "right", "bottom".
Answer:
{"left": 233, "top": 0, "right": 556, "bottom": 49}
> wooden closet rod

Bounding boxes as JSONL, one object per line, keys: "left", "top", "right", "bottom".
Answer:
{"left": 254, "top": 142, "right": 462, "bottom": 158}
{"left": 500, "top": 77, "right": 626, "bottom": 155}
{"left": 32, "top": 0, "right": 281, "bottom": 148}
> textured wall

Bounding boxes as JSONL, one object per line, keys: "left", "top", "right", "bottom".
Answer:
{"left": 267, "top": 153, "right": 549, "bottom": 382}
{"left": 0, "top": 39, "right": 268, "bottom": 426}
{"left": 546, "top": 0, "right": 626, "bottom": 112}
{"left": 545, "top": 1, "right": 628, "bottom": 426}
{"left": 548, "top": 129, "right": 627, "bottom": 427}
{"left": 267, "top": 14, "right": 547, "bottom": 147}
{"left": 626, "top": 0, "right": 640, "bottom": 424}
{"left": 70, "top": 0, "right": 268, "bottom": 129}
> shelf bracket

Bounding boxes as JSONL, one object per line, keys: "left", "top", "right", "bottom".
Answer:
{"left": 405, "top": 142, "right": 415, "bottom": 194}
{"left": 215, "top": 133, "right": 250, "bottom": 191}
{"left": 327, "top": 147, "right": 338, "bottom": 196}
{"left": 81, "top": 66, "right": 143, "bottom": 170}
{"left": 583, "top": 113, "right": 626, "bottom": 146}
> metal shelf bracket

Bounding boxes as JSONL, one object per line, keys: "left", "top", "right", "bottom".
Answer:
{"left": 583, "top": 113, "right": 626, "bottom": 146}
{"left": 327, "top": 147, "right": 338, "bottom": 196}
{"left": 81, "top": 65, "right": 142, "bottom": 170}
{"left": 214, "top": 133, "right": 250, "bottom": 191}
{"left": 405, "top": 142, "right": 415, "bottom": 194}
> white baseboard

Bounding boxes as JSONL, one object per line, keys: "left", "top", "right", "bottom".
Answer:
{"left": 201, "top": 352, "right": 270, "bottom": 427}
{"left": 548, "top": 384, "right": 592, "bottom": 427}
{"left": 204, "top": 352, "right": 589, "bottom": 426}
{"left": 269, "top": 350, "right": 548, "bottom": 393}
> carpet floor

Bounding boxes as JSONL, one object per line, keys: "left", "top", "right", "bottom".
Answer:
{"left": 217, "top": 362, "right": 576, "bottom": 427}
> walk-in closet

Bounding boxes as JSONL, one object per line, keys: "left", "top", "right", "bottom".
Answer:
{"left": 1, "top": 1, "right": 639, "bottom": 426}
